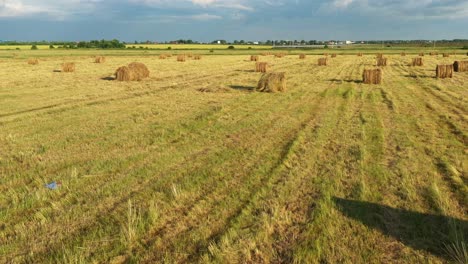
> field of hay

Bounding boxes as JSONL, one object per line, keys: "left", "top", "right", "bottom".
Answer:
{"left": 0, "top": 51, "right": 467, "bottom": 263}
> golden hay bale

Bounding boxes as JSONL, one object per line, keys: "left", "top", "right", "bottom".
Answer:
{"left": 357, "top": 53, "right": 363, "bottom": 57}
{"left": 318, "top": 58, "right": 328, "bottom": 66}
{"left": 401, "top": 52, "right": 406, "bottom": 56}
{"left": 377, "top": 58, "right": 387, "bottom": 66}
{"left": 255, "top": 62, "right": 268, "bottom": 73}
{"left": 436, "top": 65, "right": 453, "bottom": 78}
{"left": 419, "top": 53, "right": 425, "bottom": 57}
{"left": 376, "top": 53, "right": 383, "bottom": 59}
{"left": 331, "top": 54, "right": 337, "bottom": 58}
{"left": 429, "top": 52, "right": 438, "bottom": 56}
{"left": 323, "top": 53, "right": 329, "bottom": 57}
{"left": 362, "top": 69, "right": 382, "bottom": 84}
{"left": 275, "top": 53, "right": 285, "bottom": 58}
{"left": 159, "top": 55, "right": 167, "bottom": 59}
{"left": 256, "top": 72, "right": 286, "bottom": 93}
{"left": 62, "top": 62, "right": 75, "bottom": 73}
{"left": 177, "top": 55, "right": 186, "bottom": 62}
{"left": 128, "top": 62, "right": 150, "bottom": 80}
{"left": 187, "top": 53, "right": 193, "bottom": 58}
{"left": 412, "top": 58, "right": 424, "bottom": 67}
{"left": 443, "top": 53, "right": 450, "bottom": 57}
{"left": 115, "top": 66, "right": 134, "bottom": 81}
{"left": 299, "top": 54, "right": 306, "bottom": 59}
{"left": 453, "top": 61, "right": 468, "bottom": 72}
{"left": 250, "top": 55, "right": 259, "bottom": 61}
{"left": 95, "top": 56, "right": 106, "bottom": 63}
{"left": 193, "top": 55, "right": 202, "bottom": 60}
{"left": 28, "top": 58, "right": 39, "bottom": 65}
{"left": 166, "top": 54, "right": 173, "bottom": 57}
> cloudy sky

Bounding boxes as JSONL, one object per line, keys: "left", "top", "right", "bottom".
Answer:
{"left": 1, "top": 0, "right": 467, "bottom": 41}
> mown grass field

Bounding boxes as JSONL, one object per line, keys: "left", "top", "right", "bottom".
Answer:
{"left": 0, "top": 51, "right": 467, "bottom": 263}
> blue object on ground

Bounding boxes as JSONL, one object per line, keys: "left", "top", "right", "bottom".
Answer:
{"left": 45, "top": 182, "right": 59, "bottom": 190}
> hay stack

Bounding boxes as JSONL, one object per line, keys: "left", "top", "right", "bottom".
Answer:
{"left": 251, "top": 55, "right": 259, "bottom": 61}
{"left": 453, "top": 61, "right": 468, "bottom": 72}
{"left": 331, "top": 54, "right": 337, "bottom": 58}
{"left": 377, "top": 58, "right": 387, "bottom": 66}
{"left": 299, "top": 54, "right": 306, "bottom": 59}
{"left": 376, "top": 53, "right": 384, "bottom": 59}
{"left": 419, "top": 53, "right": 425, "bottom": 57}
{"left": 436, "top": 65, "right": 453, "bottom": 79}
{"left": 401, "top": 53, "right": 406, "bottom": 56}
{"left": 412, "top": 58, "right": 424, "bottom": 67}
{"left": 362, "top": 69, "right": 382, "bottom": 84}
{"left": 28, "top": 58, "right": 39, "bottom": 65}
{"left": 193, "top": 55, "right": 202, "bottom": 60}
{"left": 256, "top": 72, "right": 286, "bottom": 93}
{"left": 255, "top": 62, "right": 268, "bottom": 73}
{"left": 357, "top": 53, "right": 363, "bottom": 57}
{"left": 159, "top": 55, "right": 167, "bottom": 59}
{"left": 62, "top": 62, "right": 75, "bottom": 73}
{"left": 95, "top": 56, "right": 106, "bottom": 63}
{"left": 177, "top": 55, "right": 186, "bottom": 62}
{"left": 318, "top": 58, "right": 328, "bottom": 66}
{"left": 429, "top": 52, "right": 438, "bottom": 56}
{"left": 443, "top": 53, "right": 450, "bottom": 58}
{"left": 275, "top": 53, "right": 285, "bottom": 58}
{"left": 324, "top": 53, "right": 329, "bottom": 57}
{"left": 187, "top": 54, "right": 193, "bottom": 58}
{"left": 115, "top": 62, "right": 150, "bottom": 81}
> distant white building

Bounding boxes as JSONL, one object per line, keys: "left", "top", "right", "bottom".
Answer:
{"left": 345, "top": 40, "right": 354, "bottom": 45}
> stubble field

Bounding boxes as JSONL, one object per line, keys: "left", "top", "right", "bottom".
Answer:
{"left": 0, "top": 51, "right": 467, "bottom": 263}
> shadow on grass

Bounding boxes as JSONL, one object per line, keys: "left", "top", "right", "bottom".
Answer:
{"left": 328, "top": 78, "right": 363, "bottom": 84}
{"left": 229, "top": 85, "right": 255, "bottom": 91}
{"left": 333, "top": 197, "right": 467, "bottom": 262}
{"left": 101, "top": 76, "right": 116, "bottom": 81}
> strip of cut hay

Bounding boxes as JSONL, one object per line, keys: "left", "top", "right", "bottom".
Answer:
{"left": 436, "top": 64, "right": 454, "bottom": 79}
{"left": 159, "top": 55, "right": 167, "bottom": 59}
{"left": 256, "top": 72, "right": 286, "bottom": 93}
{"left": 318, "top": 58, "right": 328, "bottom": 66}
{"left": 28, "top": 58, "right": 39, "bottom": 65}
{"left": 401, "top": 52, "right": 406, "bottom": 56}
{"left": 377, "top": 58, "right": 388, "bottom": 66}
{"left": 62, "top": 62, "right": 75, "bottom": 73}
{"left": 255, "top": 62, "right": 268, "bottom": 73}
{"left": 419, "top": 53, "right": 425, "bottom": 57}
{"left": 453, "top": 61, "right": 468, "bottom": 72}
{"left": 177, "top": 55, "right": 186, "bottom": 62}
{"left": 331, "top": 54, "right": 337, "bottom": 58}
{"left": 115, "top": 62, "right": 150, "bottom": 81}
{"left": 443, "top": 53, "right": 450, "bottom": 57}
{"left": 299, "top": 54, "right": 306, "bottom": 59}
{"left": 362, "top": 69, "right": 382, "bottom": 84}
{"left": 95, "top": 56, "right": 106, "bottom": 63}
{"left": 193, "top": 55, "right": 202, "bottom": 60}
{"left": 412, "top": 58, "right": 424, "bottom": 67}
{"left": 250, "top": 55, "right": 259, "bottom": 61}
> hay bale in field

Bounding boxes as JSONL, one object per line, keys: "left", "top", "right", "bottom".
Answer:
{"left": 401, "top": 52, "right": 406, "bottom": 56}
{"left": 28, "top": 58, "right": 39, "bottom": 65}
{"left": 323, "top": 53, "right": 329, "bottom": 57}
{"left": 275, "top": 53, "right": 285, "bottom": 58}
{"left": 412, "top": 58, "right": 424, "bottom": 67}
{"left": 62, "top": 62, "right": 75, "bottom": 73}
{"left": 193, "top": 55, "right": 202, "bottom": 60}
{"left": 256, "top": 72, "right": 286, "bottom": 93}
{"left": 115, "top": 62, "right": 150, "bottom": 81}
{"left": 419, "top": 53, "right": 425, "bottom": 57}
{"left": 166, "top": 54, "right": 172, "bottom": 57}
{"left": 177, "top": 55, "right": 186, "bottom": 62}
{"left": 255, "top": 62, "right": 268, "bottom": 73}
{"left": 159, "top": 55, "right": 167, "bottom": 59}
{"left": 429, "top": 52, "right": 438, "bottom": 56}
{"left": 251, "top": 55, "right": 259, "bottom": 61}
{"left": 299, "top": 54, "right": 306, "bottom": 59}
{"left": 331, "top": 54, "right": 337, "bottom": 58}
{"left": 436, "top": 64, "right": 453, "bottom": 78}
{"left": 318, "top": 58, "right": 328, "bottom": 66}
{"left": 357, "top": 53, "right": 363, "bottom": 57}
{"left": 94, "top": 56, "right": 106, "bottom": 63}
{"left": 453, "top": 61, "right": 468, "bottom": 72}
{"left": 362, "top": 69, "right": 382, "bottom": 84}
{"left": 377, "top": 58, "right": 387, "bottom": 66}
{"left": 187, "top": 53, "right": 193, "bottom": 58}
{"left": 376, "top": 53, "right": 384, "bottom": 59}
{"left": 443, "top": 53, "right": 450, "bottom": 57}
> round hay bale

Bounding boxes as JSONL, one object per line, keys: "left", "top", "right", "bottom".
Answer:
{"left": 128, "top": 62, "right": 150, "bottom": 80}
{"left": 453, "top": 61, "right": 468, "bottom": 72}
{"left": 436, "top": 64, "right": 453, "bottom": 78}
{"left": 318, "top": 58, "right": 328, "bottom": 66}
{"left": 115, "top": 66, "right": 134, "bottom": 81}
{"left": 256, "top": 72, "right": 286, "bottom": 93}
{"left": 299, "top": 54, "right": 306, "bottom": 59}
{"left": 95, "top": 56, "right": 106, "bottom": 63}
{"left": 62, "top": 62, "right": 75, "bottom": 73}
{"left": 28, "top": 58, "right": 39, "bottom": 65}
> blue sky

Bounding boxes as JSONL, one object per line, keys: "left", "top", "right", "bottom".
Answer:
{"left": 1, "top": 0, "right": 467, "bottom": 41}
